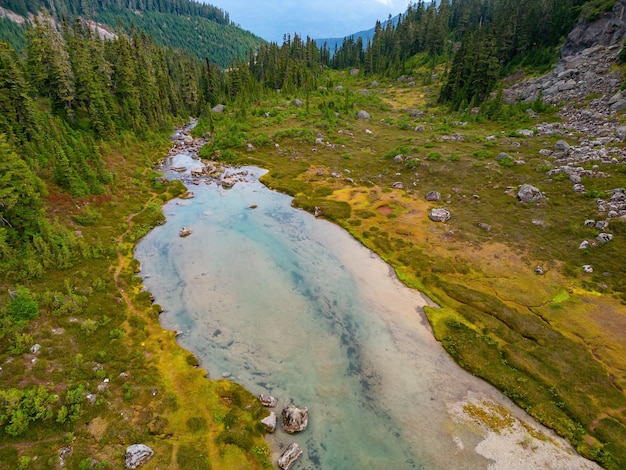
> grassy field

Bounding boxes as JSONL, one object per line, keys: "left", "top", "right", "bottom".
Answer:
{"left": 190, "top": 68, "right": 626, "bottom": 468}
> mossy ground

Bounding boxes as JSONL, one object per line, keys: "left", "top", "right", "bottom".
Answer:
{"left": 193, "top": 67, "right": 626, "bottom": 468}
{"left": 0, "top": 133, "right": 271, "bottom": 469}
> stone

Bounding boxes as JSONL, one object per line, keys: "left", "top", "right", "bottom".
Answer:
{"left": 393, "top": 155, "right": 404, "bottom": 163}
{"left": 314, "top": 206, "right": 323, "bottom": 217}
{"left": 516, "top": 184, "right": 544, "bottom": 203}
{"left": 179, "top": 227, "right": 192, "bottom": 237}
{"left": 124, "top": 444, "right": 154, "bottom": 469}
{"left": 370, "top": 80, "right": 378, "bottom": 87}
{"left": 583, "top": 265, "right": 594, "bottom": 274}
{"left": 555, "top": 140, "right": 570, "bottom": 152}
{"left": 477, "top": 222, "right": 492, "bottom": 231}
{"left": 579, "top": 240, "right": 590, "bottom": 250}
{"left": 392, "top": 182, "right": 404, "bottom": 189}
{"left": 597, "top": 232, "right": 614, "bottom": 243}
{"left": 584, "top": 219, "right": 596, "bottom": 227}
{"left": 281, "top": 405, "right": 308, "bottom": 433}
{"left": 259, "top": 393, "right": 277, "bottom": 407}
{"left": 293, "top": 99, "right": 303, "bottom": 107}
{"left": 179, "top": 190, "right": 195, "bottom": 199}
{"left": 534, "top": 266, "right": 545, "bottom": 275}
{"left": 30, "top": 343, "right": 41, "bottom": 354}
{"left": 211, "top": 104, "right": 225, "bottom": 113}
{"left": 278, "top": 442, "right": 303, "bottom": 470}
{"left": 425, "top": 191, "right": 441, "bottom": 202}
{"left": 261, "top": 412, "right": 277, "bottom": 433}
{"left": 357, "top": 110, "right": 371, "bottom": 120}
{"left": 610, "top": 99, "right": 626, "bottom": 113}
{"left": 365, "top": 129, "right": 373, "bottom": 135}
{"left": 350, "top": 68, "right": 359, "bottom": 76}
{"left": 429, "top": 208, "right": 451, "bottom": 222}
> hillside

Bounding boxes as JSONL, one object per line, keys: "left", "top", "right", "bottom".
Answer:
{"left": 0, "top": 0, "right": 264, "bottom": 67}
{"left": 0, "top": 0, "right": 625, "bottom": 469}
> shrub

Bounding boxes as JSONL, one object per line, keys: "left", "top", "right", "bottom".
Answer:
{"left": 7, "top": 286, "right": 38, "bottom": 324}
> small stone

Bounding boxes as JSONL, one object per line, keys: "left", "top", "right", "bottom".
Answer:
{"left": 30, "top": 344, "right": 41, "bottom": 354}
{"left": 597, "top": 233, "right": 614, "bottom": 244}
{"left": 179, "top": 227, "right": 192, "bottom": 237}
{"left": 583, "top": 265, "right": 594, "bottom": 274}
{"left": 477, "top": 222, "right": 491, "bottom": 231}
{"left": 555, "top": 140, "right": 570, "bottom": 152}
{"left": 584, "top": 220, "right": 595, "bottom": 227}
{"left": 534, "top": 266, "right": 545, "bottom": 275}
{"left": 425, "top": 191, "right": 441, "bottom": 202}
{"left": 579, "top": 240, "right": 589, "bottom": 250}
{"left": 293, "top": 99, "right": 303, "bottom": 107}
{"left": 357, "top": 110, "right": 371, "bottom": 120}
{"left": 392, "top": 182, "right": 404, "bottom": 189}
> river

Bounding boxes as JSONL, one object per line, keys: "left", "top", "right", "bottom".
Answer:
{"left": 134, "top": 127, "right": 599, "bottom": 470}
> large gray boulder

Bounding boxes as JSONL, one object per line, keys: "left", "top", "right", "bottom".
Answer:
{"left": 281, "top": 405, "right": 308, "bottom": 433}
{"left": 429, "top": 208, "right": 451, "bottom": 222}
{"left": 516, "top": 184, "right": 544, "bottom": 203}
{"left": 278, "top": 442, "right": 303, "bottom": 470}
{"left": 125, "top": 444, "right": 154, "bottom": 469}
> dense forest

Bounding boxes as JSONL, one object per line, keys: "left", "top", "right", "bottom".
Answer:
{"left": 1, "top": 0, "right": 626, "bottom": 468}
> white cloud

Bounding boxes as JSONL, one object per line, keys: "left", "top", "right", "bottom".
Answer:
{"left": 373, "top": 0, "right": 394, "bottom": 6}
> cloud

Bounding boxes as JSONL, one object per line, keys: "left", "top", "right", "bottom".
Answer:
{"left": 373, "top": 0, "right": 394, "bottom": 6}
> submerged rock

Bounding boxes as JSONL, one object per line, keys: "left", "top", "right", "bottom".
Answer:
{"left": 281, "top": 405, "right": 308, "bottom": 433}
{"left": 124, "top": 444, "right": 154, "bottom": 469}
{"left": 278, "top": 442, "right": 303, "bottom": 470}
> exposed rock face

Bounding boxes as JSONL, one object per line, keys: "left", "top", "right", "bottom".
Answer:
{"left": 281, "top": 405, "right": 308, "bottom": 433}
{"left": 561, "top": 1, "right": 626, "bottom": 57}
{"left": 278, "top": 442, "right": 303, "bottom": 470}
{"left": 124, "top": 444, "right": 154, "bottom": 469}
{"left": 516, "top": 184, "right": 544, "bottom": 203}
{"left": 429, "top": 208, "right": 451, "bottom": 222}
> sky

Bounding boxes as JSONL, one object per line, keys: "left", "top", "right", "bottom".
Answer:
{"left": 205, "top": 0, "right": 408, "bottom": 42}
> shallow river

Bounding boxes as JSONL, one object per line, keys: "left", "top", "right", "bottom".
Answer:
{"left": 134, "top": 135, "right": 598, "bottom": 470}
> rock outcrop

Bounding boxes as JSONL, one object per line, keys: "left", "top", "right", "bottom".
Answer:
{"left": 124, "top": 444, "right": 154, "bottom": 469}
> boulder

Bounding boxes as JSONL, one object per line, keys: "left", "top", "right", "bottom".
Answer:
{"left": 357, "top": 110, "right": 370, "bottom": 120}
{"left": 281, "top": 405, "right": 308, "bottom": 433}
{"left": 393, "top": 155, "right": 404, "bottom": 163}
{"left": 579, "top": 240, "right": 590, "bottom": 250}
{"left": 124, "top": 444, "right": 154, "bottom": 469}
{"left": 278, "top": 442, "right": 303, "bottom": 470}
{"left": 534, "top": 266, "right": 545, "bottom": 275}
{"left": 293, "top": 99, "right": 303, "bottom": 107}
{"left": 425, "top": 191, "right": 441, "bottom": 202}
{"left": 555, "top": 140, "right": 570, "bottom": 152}
{"left": 179, "top": 227, "right": 192, "bottom": 237}
{"left": 30, "top": 343, "right": 41, "bottom": 354}
{"left": 597, "top": 233, "right": 614, "bottom": 243}
{"left": 516, "top": 184, "right": 544, "bottom": 203}
{"left": 583, "top": 265, "right": 594, "bottom": 274}
{"left": 211, "top": 104, "right": 225, "bottom": 113}
{"left": 392, "top": 182, "right": 404, "bottom": 189}
{"left": 261, "top": 412, "right": 277, "bottom": 433}
{"left": 429, "top": 208, "right": 451, "bottom": 222}
{"left": 350, "top": 68, "right": 359, "bottom": 76}
{"left": 259, "top": 393, "right": 277, "bottom": 407}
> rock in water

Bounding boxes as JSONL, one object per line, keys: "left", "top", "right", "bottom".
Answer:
{"left": 281, "top": 405, "right": 308, "bottom": 433}
{"left": 278, "top": 442, "right": 303, "bottom": 470}
{"left": 179, "top": 227, "right": 192, "bottom": 237}
{"left": 125, "top": 444, "right": 154, "bottom": 469}
{"left": 261, "top": 411, "right": 277, "bottom": 433}
{"left": 259, "top": 393, "right": 277, "bottom": 407}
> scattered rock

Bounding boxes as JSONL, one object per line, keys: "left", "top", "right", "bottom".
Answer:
{"left": 357, "top": 110, "right": 371, "bottom": 120}
{"left": 392, "top": 182, "right": 404, "bottom": 189}
{"left": 278, "top": 442, "right": 303, "bottom": 470}
{"left": 124, "top": 444, "right": 154, "bottom": 469}
{"left": 314, "top": 206, "right": 323, "bottom": 217}
{"left": 259, "top": 393, "right": 277, "bottom": 407}
{"left": 425, "top": 191, "right": 441, "bottom": 202}
{"left": 248, "top": 205, "right": 258, "bottom": 209}
{"left": 179, "top": 227, "right": 192, "bottom": 237}
{"left": 261, "top": 412, "right": 277, "bottom": 433}
{"left": 429, "top": 208, "right": 451, "bottom": 222}
{"left": 579, "top": 240, "right": 590, "bottom": 250}
{"left": 281, "top": 405, "right": 308, "bottom": 433}
{"left": 516, "top": 184, "right": 544, "bottom": 203}
{"left": 534, "top": 266, "right": 545, "bottom": 275}
{"left": 350, "top": 68, "right": 359, "bottom": 76}
{"left": 597, "top": 232, "right": 614, "bottom": 243}
{"left": 583, "top": 265, "right": 594, "bottom": 273}
{"left": 477, "top": 222, "right": 492, "bottom": 231}
{"left": 293, "top": 99, "right": 303, "bottom": 107}
{"left": 393, "top": 154, "right": 404, "bottom": 163}
{"left": 30, "top": 344, "right": 41, "bottom": 354}
{"left": 211, "top": 104, "right": 225, "bottom": 113}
